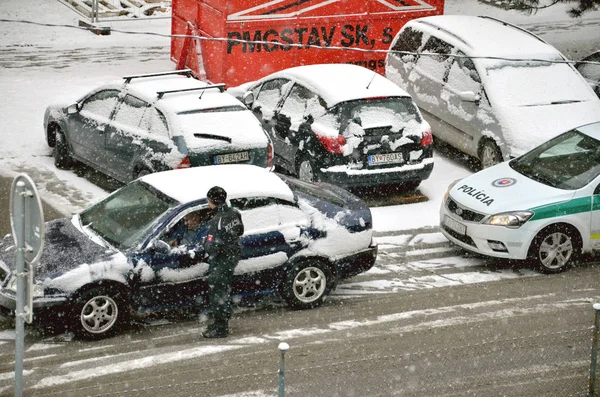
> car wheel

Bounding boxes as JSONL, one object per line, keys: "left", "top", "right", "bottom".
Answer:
{"left": 297, "top": 157, "right": 318, "bottom": 182}
{"left": 71, "top": 287, "right": 129, "bottom": 340}
{"left": 282, "top": 260, "right": 332, "bottom": 309}
{"left": 54, "top": 131, "right": 73, "bottom": 170}
{"left": 479, "top": 140, "right": 502, "bottom": 169}
{"left": 528, "top": 225, "right": 580, "bottom": 274}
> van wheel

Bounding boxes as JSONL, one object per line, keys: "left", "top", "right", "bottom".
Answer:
{"left": 479, "top": 140, "right": 502, "bottom": 169}
{"left": 528, "top": 225, "right": 580, "bottom": 274}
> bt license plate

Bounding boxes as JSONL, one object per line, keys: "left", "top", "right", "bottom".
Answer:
{"left": 444, "top": 215, "right": 467, "bottom": 235}
{"left": 368, "top": 152, "right": 404, "bottom": 165}
{"left": 214, "top": 151, "right": 250, "bottom": 164}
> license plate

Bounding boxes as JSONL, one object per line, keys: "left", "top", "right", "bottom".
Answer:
{"left": 214, "top": 151, "right": 250, "bottom": 164}
{"left": 444, "top": 215, "right": 467, "bottom": 235}
{"left": 368, "top": 152, "right": 404, "bottom": 165}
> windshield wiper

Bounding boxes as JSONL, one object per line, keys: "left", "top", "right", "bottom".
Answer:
{"left": 193, "top": 133, "right": 232, "bottom": 143}
{"left": 522, "top": 99, "right": 582, "bottom": 107}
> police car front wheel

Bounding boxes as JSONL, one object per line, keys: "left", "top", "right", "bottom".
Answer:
{"left": 529, "top": 225, "right": 581, "bottom": 274}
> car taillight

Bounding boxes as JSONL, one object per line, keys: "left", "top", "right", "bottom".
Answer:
{"left": 421, "top": 129, "right": 433, "bottom": 147}
{"left": 316, "top": 133, "right": 346, "bottom": 155}
{"left": 177, "top": 156, "right": 191, "bottom": 169}
{"left": 267, "top": 143, "right": 274, "bottom": 168}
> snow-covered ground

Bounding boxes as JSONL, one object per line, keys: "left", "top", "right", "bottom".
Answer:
{"left": 0, "top": 0, "right": 599, "bottom": 233}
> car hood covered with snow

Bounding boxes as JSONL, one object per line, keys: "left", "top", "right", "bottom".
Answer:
{"left": 448, "top": 161, "right": 576, "bottom": 215}
{"left": 0, "top": 218, "right": 131, "bottom": 293}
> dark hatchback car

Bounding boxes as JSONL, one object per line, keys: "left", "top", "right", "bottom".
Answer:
{"left": 0, "top": 165, "right": 377, "bottom": 339}
{"left": 228, "top": 64, "right": 434, "bottom": 190}
{"left": 44, "top": 70, "right": 273, "bottom": 183}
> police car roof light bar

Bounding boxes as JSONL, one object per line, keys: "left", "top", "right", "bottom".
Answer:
{"left": 123, "top": 69, "right": 194, "bottom": 84}
{"left": 156, "top": 84, "right": 226, "bottom": 99}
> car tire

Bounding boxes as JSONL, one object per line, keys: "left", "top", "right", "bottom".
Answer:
{"left": 297, "top": 156, "right": 318, "bottom": 183}
{"left": 71, "top": 286, "right": 129, "bottom": 340}
{"left": 282, "top": 260, "right": 332, "bottom": 309}
{"left": 528, "top": 225, "right": 580, "bottom": 274}
{"left": 54, "top": 131, "right": 73, "bottom": 170}
{"left": 479, "top": 140, "right": 502, "bottom": 169}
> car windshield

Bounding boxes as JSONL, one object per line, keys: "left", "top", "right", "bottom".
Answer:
{"left": 335, "top": 97, "right": 422, "bottom": 133}
{"left": 484, "top": 61, "right": 594, "bottom": 106}
{"left": 510, "top": 129, "right": 600, "bottom": 190}
{"left": 79, "top": 181, "right": 178, "bottom": 250}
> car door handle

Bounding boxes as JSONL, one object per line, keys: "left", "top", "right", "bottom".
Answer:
{"left": 96, "top": 125, "right": 105, "bottom": 133}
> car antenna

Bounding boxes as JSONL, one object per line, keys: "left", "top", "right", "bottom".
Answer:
{"left": 366, "top": 71, "right": 377, "bottom": 89}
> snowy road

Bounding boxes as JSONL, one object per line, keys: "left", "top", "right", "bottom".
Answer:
{"left": 0, "top": 254, "right": 598, "bottom": 396}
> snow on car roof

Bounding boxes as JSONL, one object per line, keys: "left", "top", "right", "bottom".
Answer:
{"left": 411, "top": 15, "right": 564, "bottom": 61}
{"left": 140, "top": 164, "right": 295, "bottom": 204}
{"left": 118, "top": 74, "right": 245, "bottom": 112}
{"left": 268, "top": 64, "right": 411, "bottom": 107}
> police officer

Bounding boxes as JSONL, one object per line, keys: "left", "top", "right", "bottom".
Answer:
{"left": 202, "top": 186, "right": 244, "bottom": 338}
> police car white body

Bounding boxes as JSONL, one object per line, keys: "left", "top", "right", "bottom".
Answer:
{"left": 440, "top": 121, "right": 600, "bottom": 273}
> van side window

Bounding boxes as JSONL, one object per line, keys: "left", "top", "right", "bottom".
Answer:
{"left": 390, "top": 27, "right": 424, "bottom": 60}
{"left": 415, "top": 36, "right": 454, "bottom": 82}
{"left": 446, "top": 51, "right": 483, "bottom": 94}
{"left": 420, "top": 36, "right": 453, "bottom": 62}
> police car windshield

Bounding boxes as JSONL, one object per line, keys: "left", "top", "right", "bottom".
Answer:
{"left": 510, "top": 129, "right": 600, "bottom": 190}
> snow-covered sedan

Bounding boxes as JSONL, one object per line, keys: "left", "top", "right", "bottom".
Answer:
{"left": 440, "top": 121, "right": 600, "bottom": 273}
{"left": 0, "top": 165, "right": 377, "bottom": 339}
{"left": 228, "top": 64, "right": 434, "bottom": 191}
{"left": 44, "top": 69, "right": 273, "bottom": 183}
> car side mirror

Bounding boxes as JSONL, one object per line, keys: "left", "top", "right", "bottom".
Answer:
{"left": 351, "top": 116, "right": 362, "bottom": 126}
{"left": 242, "top": 91, "right": 255, "bottom": 107}
{"left": 458, "top": 91, "right": 481, "bottom": 104}
{"left": 67, "top": 103, "right": 79, "bottom": 114}
{"left": 145, "top": 239, "right": 171, "bottom": 254}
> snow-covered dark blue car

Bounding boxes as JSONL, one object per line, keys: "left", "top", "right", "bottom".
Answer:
{"left": 0, "top": 165, "right": 377, "bottom": 339}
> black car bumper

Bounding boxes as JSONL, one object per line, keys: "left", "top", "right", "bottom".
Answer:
{"left": 335, "top": 242, "right": 378, "bottom": 280}
{"left": 319, "top": 161, "right": 434, "bottom": 189}
{"left": 0, "top": 288, "right": 69, "bottom": 322}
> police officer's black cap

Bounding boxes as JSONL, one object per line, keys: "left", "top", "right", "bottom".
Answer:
{"left": 207, "top": 186, "right": 227, "bottom": 205}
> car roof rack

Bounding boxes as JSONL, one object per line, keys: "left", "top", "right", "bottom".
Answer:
{"left": 156, "top": 84, "right": 226, "bottom": 99}
{"left": 123, "top": 69, "right": 194, "bottom": 84}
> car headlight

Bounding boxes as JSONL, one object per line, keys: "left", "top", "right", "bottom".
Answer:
{"left": 483, "top": 211, "right": 533, "bottom": 228}
{"left": 6, "top": 276, "right": 44, "bottom": 298}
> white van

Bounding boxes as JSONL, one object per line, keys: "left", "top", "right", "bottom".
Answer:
{"left": 386, "top": 15, "right": 600, "bottom": 168}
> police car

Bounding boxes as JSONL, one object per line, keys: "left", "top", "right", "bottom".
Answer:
{"left": 440, "top": 121, "right": 600, "bottom": 273}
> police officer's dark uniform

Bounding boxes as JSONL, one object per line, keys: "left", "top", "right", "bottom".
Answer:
{"left": 202, "top": 186, "right": 244, "bottom": 338}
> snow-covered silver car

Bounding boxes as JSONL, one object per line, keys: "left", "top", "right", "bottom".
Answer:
{"left": 0, "top": 165, "right": 377, "bottom": 339}
{"left": 386, "top": 15, "right": 600, "bottom": 169}
{"left": 228, "top": 64, "right": 434, "bottom": 191}
{"left": 44, "top": 70, "right": 273, "bottom": 183}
